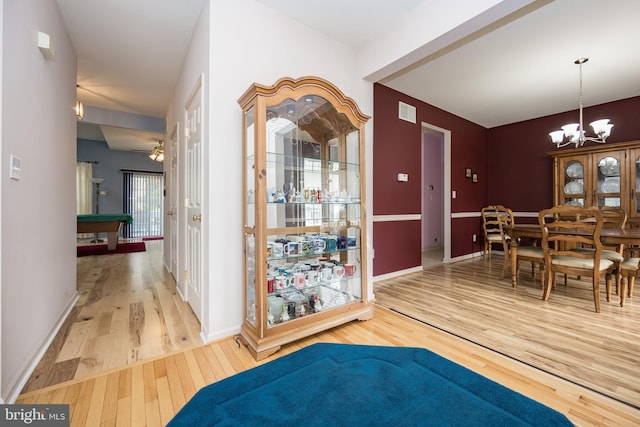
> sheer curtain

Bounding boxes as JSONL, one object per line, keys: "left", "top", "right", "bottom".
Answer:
{"left": 77, "top": 162, "right": 93, "bottom": 238}
{"left": 76, "top": 162, "right": 93, "bottom": 214}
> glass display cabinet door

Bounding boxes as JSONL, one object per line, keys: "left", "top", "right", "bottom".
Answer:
{"left": 593, "top": 152, "right": 625, "bottom": 209}
{"left": 630, "top": 149, "right": 640, "bottom": 219}
{"left": 244, "top": 107, "right": 257, "bottom": 328}
{"left": 263, "top": 95, "right": 362, "bottom": 328}
{"left": 560, "top": 157, "right": 586, "bottom": 207}
{"left": 238, "top": 76, "right": 372, "bottom": 360}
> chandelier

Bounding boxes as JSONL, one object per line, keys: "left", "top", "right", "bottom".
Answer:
{"left": 149, "top": 140, "right": 164, "bottom": 162}
{"left": 549, "top": 58, "right": 613, "bottom": 148}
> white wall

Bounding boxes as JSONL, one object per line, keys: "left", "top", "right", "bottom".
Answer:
{"left": 166, "top": 0, "right": 531, "bottom": 342}
{"left": 358, "top": 0, "right": 533, "bottom": 81}
{"left": 1, "top": 0, "right": 77, "bottom": 402}
{"left": 164, "top": 0, "right": 210, "bottom": 336}
{"left": 167, "top": 0, "right": 372, "bottom": 342}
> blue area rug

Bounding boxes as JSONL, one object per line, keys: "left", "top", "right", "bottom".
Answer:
{"left": 168, "top": 343, "right": 573, "bottom": 426}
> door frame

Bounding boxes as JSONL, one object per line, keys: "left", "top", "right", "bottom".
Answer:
{"left": 421, "top": 122, "right": 451, "bottom": 262}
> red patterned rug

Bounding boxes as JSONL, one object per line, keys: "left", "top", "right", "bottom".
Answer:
{"left": 77, "top": 242, "right": 146, "bottom": 257}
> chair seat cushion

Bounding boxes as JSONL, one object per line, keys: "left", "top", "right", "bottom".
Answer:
{"left": 551, "top": 256, "right": 615, "bottom": 270}
{"left": 517, "top": 246, "right": 544, "bottom": 258}
{"left": 572, "top": 248, "right": 624, "bottom": 262}
{"left": 487, "top": 235, "right": 510, "bottom": 242}
{"left": 620, "top": 257, "right": 640, "bottom": 272}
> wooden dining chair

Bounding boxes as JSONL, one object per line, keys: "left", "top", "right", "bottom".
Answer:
{"left": 573, "top": 207, "right": 627, "bottom": 295}
{"left": 539, "top": 205, "right": 616, "bottom": 313}
{"left": 617, "top": 257, "right": 639, "bottom": 307}
{"left": 514, "top": 244, "right": 545, "bottom": 289}
{"left": 481, "top": 205, "right": 512, "bottom": 278}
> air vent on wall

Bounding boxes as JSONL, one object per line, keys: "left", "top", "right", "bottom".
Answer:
{"left": 398, "top": 101, "right": 416, "bottom": 123}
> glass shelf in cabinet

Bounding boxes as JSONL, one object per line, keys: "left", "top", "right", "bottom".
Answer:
{"left": 265, "top": 151, "right": 360, "bottom": 167}
{"left": 265, "top": 200, "right": 361, "bottom": 205}
{"left": 266, "top": 245, "right": 360, "bottom": 262}
{"left": 266, "top": 284, "right": 358, "bottom": 326}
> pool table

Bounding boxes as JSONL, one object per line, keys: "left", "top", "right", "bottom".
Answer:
{"left": 77, "top": 214, "right": 133, "bottom": 250}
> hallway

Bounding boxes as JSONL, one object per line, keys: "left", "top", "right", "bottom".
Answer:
{"left": 21, "top": 241, "right": 201, "bottom": 393}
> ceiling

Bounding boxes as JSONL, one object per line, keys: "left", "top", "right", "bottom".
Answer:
{"left": 59, "top": 0, "right": 640, "bottom": 151}
{"left": 57, "top": 0, "right": 206, "bottom": 152}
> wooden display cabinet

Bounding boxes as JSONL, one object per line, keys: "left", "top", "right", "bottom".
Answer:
{"left": 238, "top": 76, "right": 373, "bottom": 360}
{"left": 550, "top": 140, "right": 640, "bottom": 225}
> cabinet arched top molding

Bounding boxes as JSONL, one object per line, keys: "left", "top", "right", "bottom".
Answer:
{"left": 238, "top": 76, "right": 370, "bottom": 126}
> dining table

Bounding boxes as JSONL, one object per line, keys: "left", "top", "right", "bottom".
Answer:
{"left": 507, "top": 223, "right": 640, "bottom": 289}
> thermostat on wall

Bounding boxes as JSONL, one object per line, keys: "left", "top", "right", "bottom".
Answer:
{"left": 397, "top": 173, "right": 408, "bottom": 182}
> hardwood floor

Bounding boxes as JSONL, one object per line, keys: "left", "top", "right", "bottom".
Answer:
{"left": 15, "top": 246, "right": 640, "bottom": 426}
{"left": 375, "top": 255, "right": 640, "bottom": 410}
{"left": 422, "top": 246, "right": 444, "bottom": 268}
{"left": 20, "top": 240, "right": 202, "bottom": 393}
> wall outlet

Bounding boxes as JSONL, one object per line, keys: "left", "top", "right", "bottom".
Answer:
{"left": 472, "top": 234, "right": 477, "bottom": 242}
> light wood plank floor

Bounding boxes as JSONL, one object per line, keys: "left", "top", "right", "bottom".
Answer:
{"left": 20, "top": 240, "right": 202, "bottom": 393}
{"left": 16, "top": 246, "right": 640, "bottom": 426}
{"left": 375, "top": 254, "right": 640, "bottom": 410}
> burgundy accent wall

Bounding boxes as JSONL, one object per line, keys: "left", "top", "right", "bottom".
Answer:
{"left": 373, "top": 84, "right": 488, "bottom": 275}
{"left": 373, "top": 221, "right": 422, "bottom": 273}
{"left": 487, "top": 96, "right": 640, "bottom": 213}
{"left": 373, "top": 85, "right": 640, "bottom": 277}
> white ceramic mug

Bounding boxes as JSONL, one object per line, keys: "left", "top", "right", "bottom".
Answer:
{"left": 284, "top": 242, "right": 299, "bottom": 256}
{"left": 293, "top": 272, "right": 306, "bottom": 289}
{"left": 312, "top": 238, "right": 326, "bottom": 254}
{"left": 274, "top": 275, "right": 290, "bottom": 290}
{"left": 272, "top": 242, "right": 284, "bottom": 258}
{"left": 306, "top": 270, "right": 319, "bottom": 284}
{"left": 333, "top": 265, "right": 345, "bottom": 280}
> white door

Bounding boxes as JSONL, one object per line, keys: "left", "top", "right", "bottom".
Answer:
{"left": 185, "top": 77, "right": 203, "bottom": 321}
{"left": 169, "top": 126, "right": 178, "bottom": 279}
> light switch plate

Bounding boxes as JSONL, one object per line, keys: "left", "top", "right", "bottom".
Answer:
{"left": 9, "top": 155, "right": 21, "bottom": 180}
{"left": 397, "top": 173, "right": 408, "bottom": 182}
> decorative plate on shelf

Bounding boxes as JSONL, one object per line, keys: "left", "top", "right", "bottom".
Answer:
{"left": 564, "top": 180, "right": 583, "bottom": 195}
{"left": 564, "top": 199, "right": 584, "bottom": 207}
{"left": 599, "top": 163, "right": 620, "bottom": 176}
{"left": 566, "top": 162, "right": 584, "bottom": 178}
{"left": 600, "top": 176, "right": 620, "bottom": 193}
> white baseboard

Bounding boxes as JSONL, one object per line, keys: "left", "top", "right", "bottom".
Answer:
{"left": 373, "top": 250, "right": 485, "bottom": 283}
{"left": 4, "top": 292, "right": 79, "bottom": 403}
{"left": 373, "top": 266, "right": 424, "bottom": 282}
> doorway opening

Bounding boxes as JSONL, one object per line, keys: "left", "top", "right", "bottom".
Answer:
{"left": 421, "top": 123, "right": 451, "bottom": 267}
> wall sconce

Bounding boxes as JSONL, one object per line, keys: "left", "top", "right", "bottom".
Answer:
{"left": 75, "top": 100, "right": 84, "bottom": 120}
{"left": 38, "top": 32, "right": 55, "bottom": 61}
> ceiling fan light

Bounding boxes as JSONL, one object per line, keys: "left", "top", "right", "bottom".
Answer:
{"left": 149, "top": 141, "right": 164, "bottom": 162}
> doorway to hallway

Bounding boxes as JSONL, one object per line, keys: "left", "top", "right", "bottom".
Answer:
{"left": 421, "top": 123, "right": 450, "bottom": 267}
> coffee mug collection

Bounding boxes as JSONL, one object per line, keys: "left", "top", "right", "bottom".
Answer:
{"left": 267, "top": 259, "right": 358, "bottom": 294}
{"left": 266, "top": 259, "right": 357, "bottom": 325}
{"left": 267, "top": 233, "right": 357, "bottom": 259}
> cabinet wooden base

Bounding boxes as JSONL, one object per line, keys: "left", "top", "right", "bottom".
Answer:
{"left": 239, "top": 304, "right": 374, "bottom": 361}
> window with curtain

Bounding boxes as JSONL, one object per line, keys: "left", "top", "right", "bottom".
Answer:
{"left": 122, "top": 170, "right": 164, "bottom": 238}
{"left": 76, "top": 162, "right": 93, "bottom": 214}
